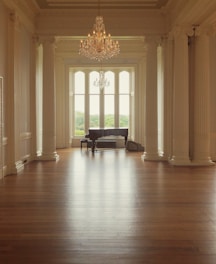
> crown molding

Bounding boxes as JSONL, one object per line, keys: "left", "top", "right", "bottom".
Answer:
{"left": 165, "top": 0, "right": 216, "bottom": 28}
{"left": 2, "top": 0, "right": 39, "bottom": 33}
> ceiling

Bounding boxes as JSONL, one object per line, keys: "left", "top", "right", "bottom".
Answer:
{"left": 34, "top": 0, "right": 169, "bottom": 10}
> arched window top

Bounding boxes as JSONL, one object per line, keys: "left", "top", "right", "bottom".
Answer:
{"left": 104, "top": 71, "right": 114, "bottom": 94}
{"left": 119, "top": 71, "right": 130, "bottom": 93}
{"left": 89, "top": 71, "right": 100, "bottom": 94}
{"left": 74, "top": 71, "right": 85, "bottom": 94}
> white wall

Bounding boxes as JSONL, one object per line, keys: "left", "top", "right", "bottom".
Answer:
{"left": 0, "top": 0, "right": 37, "bottom": 175}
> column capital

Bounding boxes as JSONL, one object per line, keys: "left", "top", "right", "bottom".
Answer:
{"left": 170, "top": 25, "right": 194, "bottom": 38}
{"left": 38, "top": 36, "right": 56, "bottom": 46}
{"left": 171, "top": 25, "right": 214, "bottom": 37}
{"left": 145, "top": 35, "right": 162, "bottom": 47}
{"left": 32, "top": 35, "right": 41, "bottom": 47}
{"left": 9, "top": 12, "right": 21, "bottom": 31}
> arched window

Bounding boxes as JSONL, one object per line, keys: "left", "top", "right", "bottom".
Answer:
{"left": 72, "top": 68, "right": 133, "bottom": 137}
{"left": 89, "top": 71, "right": 100, "bottom": 128}
{"left": 119, "top": 71, "right": 130, "bottom": 128}
{"left": 104, "top": 71, "right": 115, "bottom": 128}
{"left": 74, "top": 71, "right": 85, "bottom": 136}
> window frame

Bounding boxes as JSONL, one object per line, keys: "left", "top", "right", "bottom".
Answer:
{"left": 71, "top": 67, "right": 133, "bottom": 138}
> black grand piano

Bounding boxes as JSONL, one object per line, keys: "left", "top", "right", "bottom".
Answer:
{"left": 85, "top": 128, "right": 128, "bottom": 152}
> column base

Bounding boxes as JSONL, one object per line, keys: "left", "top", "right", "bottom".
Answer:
{"left": 15, "top": 160, "right": 25, "bottom": 173}
{"left": 0, "top": 165, "right": 6, "bottom": 179}
{"left": 38, "top": 152, "right": 59, "bottom": 161}
{"left": 141, "top": 152, "right": 161, "bottom": 161}
{"left": 169, "top": 156, "right": 191, "bottom": 166}
{"left": 6, "top": 160, "right": 24, "bottom": 175}
{"left": 191, "top": 158, "right": 215, "bottom": 166}
{"left": 169, "top": 156, "right": 215, "bottom": 166}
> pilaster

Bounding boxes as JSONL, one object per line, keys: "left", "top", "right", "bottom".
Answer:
{"left": 192, "top": 27, "right": 214, "bottom": 165}
{"left": 162, "top": 34, "right": 174, "bottom": 161}
{"left": 39, "top": 36, "right": 59, "bottom": 161}
{"left": 0, "top": 77, "right": 3, "bottom": 179}
{"left": 169, "top": 26, "right": 191, "bottom": 165}
{"left": 142, "top": 36, "right": 160, "bottom": 161}
{"left": 30, "top": 36, "right": 39, "bottom": 160}
{"left": 209, "top": 35, "right": 216, "bottom": 161}
{"left": 6, "top": 12, "right": 24, "bottom": 174}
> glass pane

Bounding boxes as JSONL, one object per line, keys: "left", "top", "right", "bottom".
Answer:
{"left": 104, "top": 71, "right": 114, "bottom": 94}
{"left": 90, "top": 71, "right": 100, "bottom": 94}
{"left": 119, "top": 95, "right": 129, "bottom": 127}
{"left": 75, "top": 71, "right": 85, "bottom": 94}
{"left": 119, "top": 71, "right": 129, "bottom": 94}
{"left": 74, "top": 95, "right": 85, "bottom": 136}
{"left": 104, "top": 95, "right": 114, "bottom": 128}
{"left": 89, "top": 95, "right": 99, "bottom": 127}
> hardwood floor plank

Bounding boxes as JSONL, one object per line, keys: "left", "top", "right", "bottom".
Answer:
{"left": 1, "top": 148, "right": 216, "bottom": 263}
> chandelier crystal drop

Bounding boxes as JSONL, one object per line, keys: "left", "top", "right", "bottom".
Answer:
{"left": 79, "top": 16, "right": 120, "bottom": 62}
{"left": 93, "top": 71, "right": 110, "bottom": 89}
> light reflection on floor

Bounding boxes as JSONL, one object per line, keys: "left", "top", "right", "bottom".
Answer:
{"left": 65, "top": 148, "right": 138, "bottom": 241}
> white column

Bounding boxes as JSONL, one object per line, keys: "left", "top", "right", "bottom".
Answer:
{"left": 192, "top": 29, "right": 213, "bottom": 165}
{"left": 0, "top": 76, "right": 3, "bottom": 179}
{"left": 209, "top": 35, "right": 216, "bottom": 161}
{"left": 40, "top": 37, "right": 59, "bottom": 161}
{"left": 6, "top": 12, "right": 24, "bottom": 174}
{"left": 169, "top": 28, "right": 191, "bottom": 165}
{"left": 30, "top": 36, "right": 38, "bottom": 160}
{"left": 163, "top": 35, "right": 174, "bottom": 160}
{"left": 142, "top": 37, "right": 159, "bottom": 161}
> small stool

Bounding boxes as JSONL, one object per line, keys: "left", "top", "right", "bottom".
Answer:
{"left": 80, "top": 138, "right": 88, "bottom": 149}
{"left": 80, "top": 138, "right": 92, "bottom": 150}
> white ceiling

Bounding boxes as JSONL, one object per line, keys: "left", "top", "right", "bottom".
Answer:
{"left": 34, "top": 0, "right": 169, "bottom": 10}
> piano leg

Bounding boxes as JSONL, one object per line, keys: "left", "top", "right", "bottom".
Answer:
{"left": 125, "top": 136, "right": 128, "bottom": 146}
{"left": 91, "top": 140, "right": 96, "bottom": 152}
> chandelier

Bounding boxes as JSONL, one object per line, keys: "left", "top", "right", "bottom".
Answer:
{"left": 79, "top": 15, "right": 120, "bottom": 62}
{"left": 93, "top": 70, "right": 110, "bottom": 89}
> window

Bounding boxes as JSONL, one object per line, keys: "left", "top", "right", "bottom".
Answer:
{"left": 74, "top": 71, "right": 85, "bottom": 136}
{"left": 119, "top": 71, "right": 130, "bottom": 128}
{"left": 72, "top": 68, "right": 132, "bottom": 137}
{"left": 89, "top": 71, "right": 100, "bottom": 128}
{"left": 104, "top": 71, "right": 115, "bottom": 128}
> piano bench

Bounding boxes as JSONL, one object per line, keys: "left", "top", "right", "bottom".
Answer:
{"left": 80, "top": 138, "right": 92, "bottom": 149}
{"left": 95, "top": 139, "right": 116, "bottom": 149}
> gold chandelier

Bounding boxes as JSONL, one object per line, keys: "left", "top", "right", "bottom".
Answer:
{"left": 79, "top": 13, "right": 120, "bottom": 61}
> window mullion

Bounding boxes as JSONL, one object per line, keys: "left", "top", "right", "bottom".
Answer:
{"left": 115, "top": 70, "right": 119, "bottom": 127}
{"left": 100, "top": 88, "right": 104, "bottom": 128}
{"left": 85, "top": 71, "right": 89, "bottom": 131}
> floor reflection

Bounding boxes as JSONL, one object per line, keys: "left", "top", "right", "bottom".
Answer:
{"left": 66, "top": 149, "right": 137, "bottom": 242}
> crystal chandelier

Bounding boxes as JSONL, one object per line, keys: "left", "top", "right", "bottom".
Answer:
{"left": 93, "top": 71, "right": 110, "bottom": 89}
{"left": 79, "top": 15, "right": 120, "bottom": 62}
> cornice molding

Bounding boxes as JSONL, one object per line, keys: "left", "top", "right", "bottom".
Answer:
{"left": 165, "top": 0, "right": 216, "bottom": 29}
{"left": 195, "top": 25, "right": 215, "bottom": 37}
{"left": 2, "top": 0, "right": 39, "bottom": 15}
{"left": 2, "top": 0, "right": 38, "bottom": 33}
{"left": 168, "top": 24, "right": 216, "bottom": 40}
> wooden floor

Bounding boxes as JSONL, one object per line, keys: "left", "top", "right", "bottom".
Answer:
{"left": 1, "top": 148, "right": 216, "bottom": 263}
